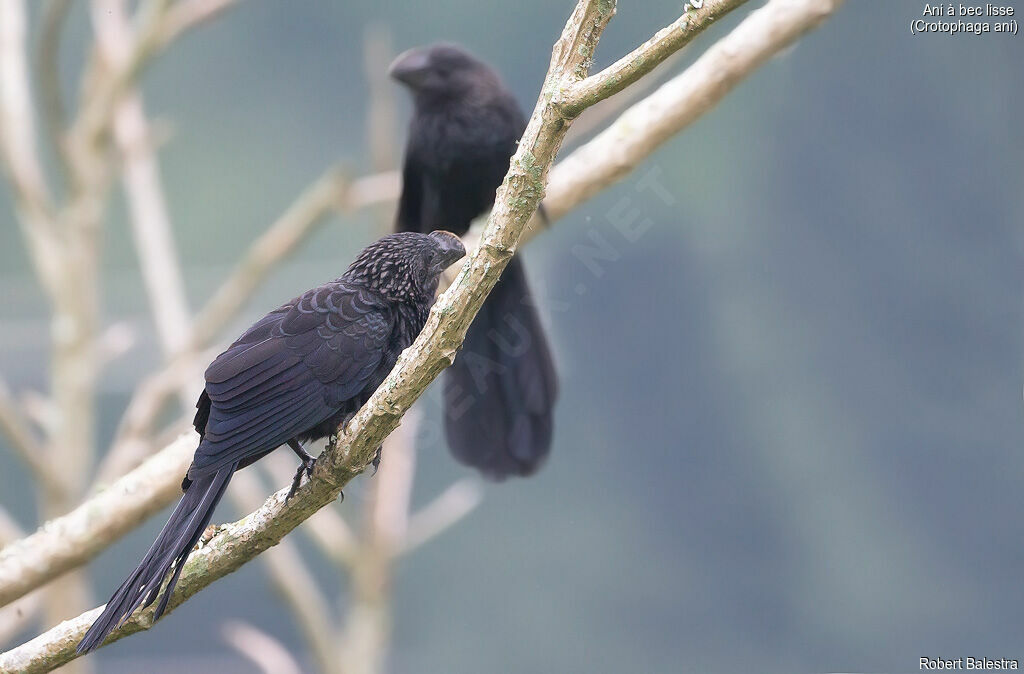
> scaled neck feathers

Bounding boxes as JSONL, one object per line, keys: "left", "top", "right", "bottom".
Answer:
{"left": 342, "top": 234, "right": 436, "bottom": 303}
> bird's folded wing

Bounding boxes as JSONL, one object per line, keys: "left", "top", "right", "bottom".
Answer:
{"left": 190, "top": 283, "right": 393, "bottom": 476}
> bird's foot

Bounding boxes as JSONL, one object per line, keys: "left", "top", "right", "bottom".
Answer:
{"left": 371, "top": 446, "right": 382, "bottom": 475}
{"left": 286, "top": 455, "right": 316, "bottom": 502}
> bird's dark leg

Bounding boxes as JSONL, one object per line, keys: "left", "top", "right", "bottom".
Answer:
{"left": 286, "top": 439, "right": 316, "bottom": 501}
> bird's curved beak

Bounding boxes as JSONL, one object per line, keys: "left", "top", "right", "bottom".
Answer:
{"left": 389, "top": 48, "right": 432, "bottom": 88}
{"left": 428, "top": 230, "right": 467, "bottom": 272}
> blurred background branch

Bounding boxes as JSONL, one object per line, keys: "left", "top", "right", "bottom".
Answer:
{"left": 220, "top": 621, "right": 303, "bottom": 674}
{"left": 0, "top": 516, "right": 39, "bottom": 650}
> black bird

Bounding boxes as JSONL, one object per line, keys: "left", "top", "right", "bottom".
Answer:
{"left": 390, "top": 43, "right": 557, "bottom": 479}
{"left": 78, "top": 231, "right": 465, "bottom": 653}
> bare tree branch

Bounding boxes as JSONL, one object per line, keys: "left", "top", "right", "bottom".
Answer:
{"left": 68, "top": 0, "right": 172, "bottom": 164}
{"left": 0, "top": 0, "right": 54, "bottom": 214}
{"left": 115, "top": 95, "right": 192, "bottom": 351}
{"left": 158, "top": 0, "right": 244, "bottom": 48}
{"left": 36, "top": 0, "right": 73, "bottom": 185}
{"left": 0, "top": 0, "right": 62, "bottom": 295}
{"left": 0, "top": 513, "right": 37, "bottom": 648}
{"left": 560, "top": 0, "right": 747, "bottom": 116}
{"left": 221, "top": 621, "right": 303, "bottom": 674}
{"left": 531, "top": 0, "right": 842, "bottom": 239}
{"left": 0, "top": 378, "right": 64, "bottom": 495}
{"left": 90, "top": 0, "right": 217, "bottom": 482}
{"left": 561, "top": 47, "right": 686, "bottom": 148}
{"left": 401, "top": 480, "right": 483, "bottom": 555}
{"left": 0, "top": 433, "right": 195, "bottom": 608}
{"left": 0, "top": 515, "right": 40, "bottom": 647}
{"left": 0, "top": 515, "right": 38, "bottom": 649}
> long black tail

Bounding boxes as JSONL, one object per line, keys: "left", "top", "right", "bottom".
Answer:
{"left": 444, "top": 256, "right": 557, "bottom": 479}
{"left": 77, "top": 465, "right": 235, "bottom": 653}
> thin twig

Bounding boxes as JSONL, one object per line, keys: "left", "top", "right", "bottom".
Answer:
{"left": 0, "top": 379, "right": 64, "bottom": 495}
{"left": 560, "top": 0, "right": 747, "bottom": 116}
{"left": 536, "top": 0, "right": 838, "bottom": 236}
{"left": 36, "top": 0, "right": 73, "bottom": 186}
{"left": 401, "top": 480, "right": 483, "bottom": 555}
{"left": 0, "top": 0, "right": 63, "bottom": 301}
{"left": 561, "top": 48, "right": 686, "bottom": 147}
{"left": 158, "top": 0, "right": 244, "bottom": 48}
{"left": 0, "top": 513, "right": 39, "bottom": 647}
{"left": 221, "top": 621, "right": 303, "bottom": 674}
{"left": 68, "top": 0, "right": 173, "bottom": 163}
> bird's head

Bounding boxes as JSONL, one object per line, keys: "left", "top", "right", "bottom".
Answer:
{"left": 425, "top": 230, "right": 468, "bottom": 275}
{"left": 344, "top": 231, "right": 466, "bottom": 302}
{"left": 389, "top": 43, "right": 500, "bottom": 103}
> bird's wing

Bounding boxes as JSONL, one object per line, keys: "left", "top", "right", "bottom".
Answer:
{"left": 188, "top": 283, "right": 393, "bottom": 477}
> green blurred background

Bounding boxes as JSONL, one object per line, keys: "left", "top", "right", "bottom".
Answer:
{"left": 2, "top": 1, "right": 1023, "bottom": 672}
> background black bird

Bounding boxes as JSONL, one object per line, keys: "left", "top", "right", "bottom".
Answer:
{"left": 390, "top": 43, "right": 557, "bottom": 479}
{"left": 78, "top": 231, "right": 465, "bottom": 653}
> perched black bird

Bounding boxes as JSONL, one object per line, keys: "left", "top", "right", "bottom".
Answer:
{"left": 390, "top": 43, "right": 557, "bottom": 479}
{"left": 78, "top": 231, "right": 465, "bottom": 653}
